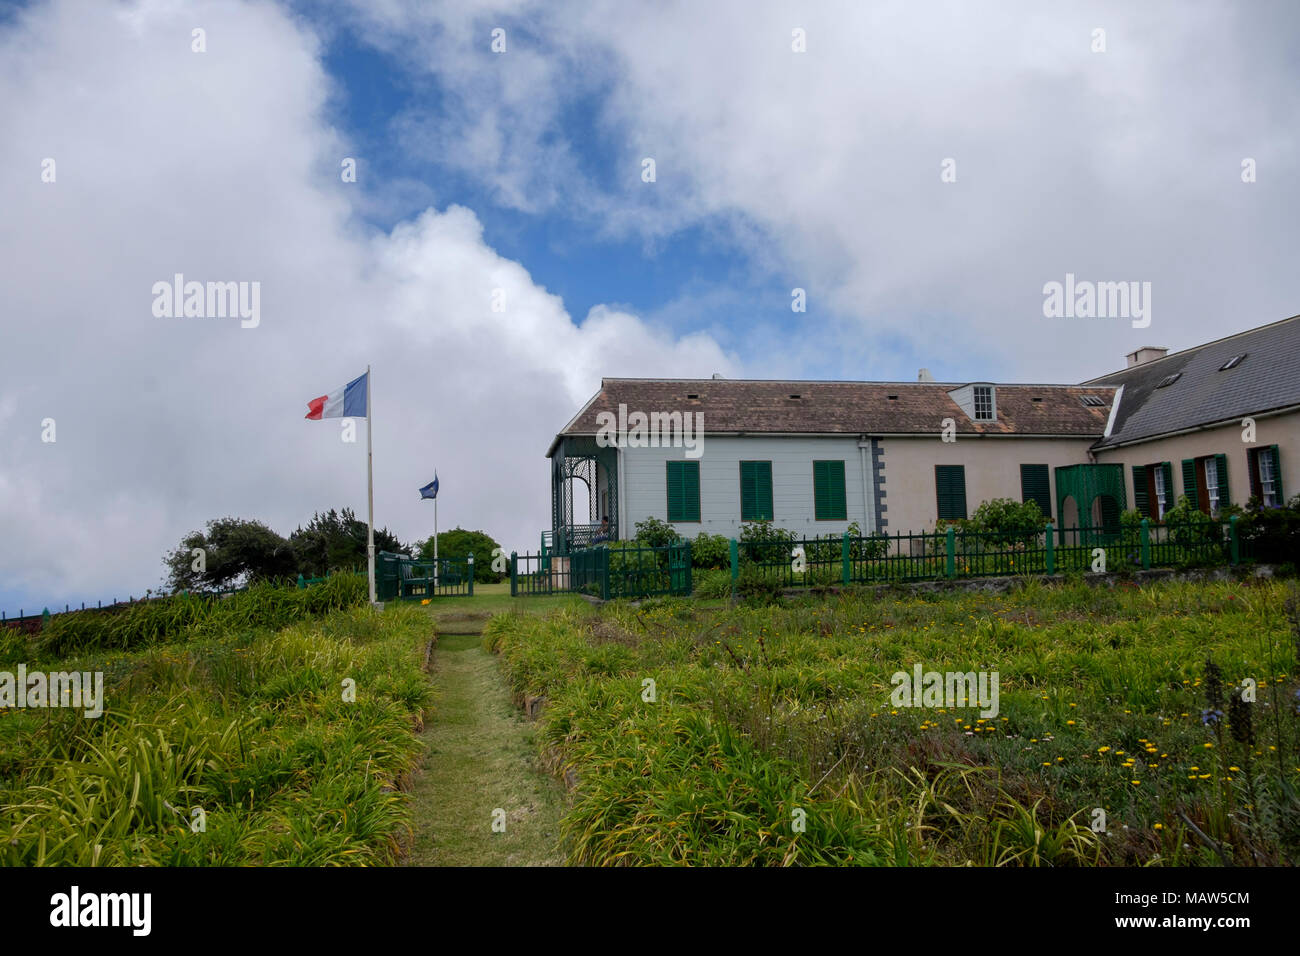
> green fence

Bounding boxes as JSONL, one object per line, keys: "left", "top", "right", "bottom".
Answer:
{"left": 730, "top": 517, "right": 1248, "bottom": 590}
{"left": 376, "top": 551, "right": 474, "bottom": 601}
{"left": 511, "top": 542, "right": 692, "bottom": 599}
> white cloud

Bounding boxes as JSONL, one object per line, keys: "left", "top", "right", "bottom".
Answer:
{"left": 339, "top": 0, "right": 1300, "bottom": 381}
{"left": 0, "top": 0, "right": 735, "bottom": 608}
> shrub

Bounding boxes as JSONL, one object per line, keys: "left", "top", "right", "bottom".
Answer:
{"left": 738, "top": 520, "right": 795, "bottom": 564}
{"left": 1239, "top": 495, "right": 1300, "bottom": 564}
{"left": 691, "top": 532, "right": 731, "bottom": 570}
{"left": 968, "top": 498, "right": 1046, "bottom": 546}
{"left": 634, "top": 517, "right": 681, "bottom": 549}
{"left": 1161, "top": 496, "right": 1221, "bottom": 565}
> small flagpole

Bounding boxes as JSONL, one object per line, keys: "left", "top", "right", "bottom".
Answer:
{"left": 366, "top": 364, "right": 376, "bottom": 605}
{"left": 433, "top": 493, "right": 439, "bottom": 589}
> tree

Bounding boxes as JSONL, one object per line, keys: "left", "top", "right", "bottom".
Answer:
{"left": 290, "top": 508, "right": 409, "bottom": 578}
{"left": 163, "top": 517, "right": 298, "bottom": 591}
{"left": 417, "top": 527, "right": 504, "bottom": 583}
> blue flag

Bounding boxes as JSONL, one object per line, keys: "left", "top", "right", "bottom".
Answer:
{"left": 419, "top": 472, "right": 439, "bottom": 500}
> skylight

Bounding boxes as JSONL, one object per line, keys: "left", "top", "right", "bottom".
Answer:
{"left": 1079, "top": 395, "right": 1106, "bottom": 407}
{"left": 1155, "top": 373, "right": 1182, "bottom": 389}
{"left": 1218, "top": 353, "right": 1247, "bottom": 371}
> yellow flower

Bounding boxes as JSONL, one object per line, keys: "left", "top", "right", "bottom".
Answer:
{"left": 1154, "top": 823, "right": 1163, "bottom": 830}
{"left": 1098, "top": 746, "right": 1110, "bottom": 753}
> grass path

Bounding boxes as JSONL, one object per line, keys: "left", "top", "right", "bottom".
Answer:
{"left": 405, "top": 612, "right": 567, "bottom": 866}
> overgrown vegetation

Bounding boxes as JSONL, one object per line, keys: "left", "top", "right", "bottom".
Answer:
{"left": 0, "top": 602, "right": 433, "bottom": 865}
{"left": 486, "top": 578, "right": 1300, "bottom": 866}
{"left": 23, "top": 574, "right": 368, "bottom": 657}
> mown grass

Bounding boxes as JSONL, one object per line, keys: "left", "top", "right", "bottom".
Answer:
{"left": 486, "top": 577, "right": 1300, "bottom": 866}
{"left": 0, "top": 602, "right": 432, "bottom": 865}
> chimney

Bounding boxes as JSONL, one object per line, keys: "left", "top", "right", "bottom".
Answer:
{"left": 1126, "top": 346, "right": 1169, "bottom": 368}
{"left": 917, "top": 368, "right": 935, "bottom": 382}
{"left": 711, "top": 372, "right": 724, "bottom": 379}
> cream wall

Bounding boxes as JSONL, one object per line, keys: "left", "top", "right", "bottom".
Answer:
{"left": 878, "top": 436, "right": 1097, "bottom": 533}
{"left": 1093, "top": 413, "right": 1300, "bottom": 510}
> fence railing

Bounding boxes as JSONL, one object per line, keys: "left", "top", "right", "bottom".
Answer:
{"left": 376, "top": 552, "right": 474, "bottom": 601}
{"left": 729, "top": 516, "right": 1250, "bottom": 591}
{"left": 512, "top": 542, "right": 692, "bottom": 599}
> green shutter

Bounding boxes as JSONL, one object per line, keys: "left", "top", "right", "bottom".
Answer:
{"left": 667, "top": 461, "right": 700, "bottom": 522}
{"left": 935, "top": 465, "right": 967, "bottom": 520}
{"left": 1270, "top": 445, "right": 1284, "bottom": 503}
{"left": 1181, "top": 458, "right": 1199, "bottom": 511}
{"left": 814, "top": 460, "right": 846, "bottom": 520}
{"left": 740, "top": 461, "right": 773, "bottom": 521}
{"left": 1020, "top": 464, "right": 1051, "bottom": 520}
{"left": 1132, "top": 465, "right": 1149, "bottom": 517}
{"left": 684, "top": 462, "right": 700, "bottom": 521}
{"left": 1214, "top": 453, "right": 1229, "bottom": 507}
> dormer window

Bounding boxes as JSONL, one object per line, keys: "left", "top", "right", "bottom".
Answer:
{"left": 973, "top": 385, "right": 995, "bottom": 421}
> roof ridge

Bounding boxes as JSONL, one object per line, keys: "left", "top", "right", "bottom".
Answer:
{"left": 1081, "top": 312, "right": 1300, "bottom": 383}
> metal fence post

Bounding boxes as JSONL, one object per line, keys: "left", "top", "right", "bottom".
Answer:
{"left": 1140, "top": 518, "right": 1151, "bottom": 569}
{"left": 729, "top": 538, "right": 739, "bottom": 599}
{"left": 600, "top": 547, "right": 610, "bottom": 601}
{"left": 841, "top": 532, "right": 851, "bottom": 586}
{"left": 1229, "top": 515, "right": 1239, "bottom": 565}
{"left": 467, "top": 553, "right": 475, "bottom": 596}
{"left": 945, "top": 527, "right": 956, "bottom": 578}
{"left": 510, "top": 551, "right": 518, "bottom": 597}
{"left": 1045, "top": 522, "right": 1055, "bottom": 575}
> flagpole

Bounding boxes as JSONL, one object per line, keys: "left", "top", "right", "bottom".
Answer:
{"left": 366, "top": 364, "right": 376, "bottom": 605}
{"left": 433, "top": 495, "right": 439, "bottom": 589}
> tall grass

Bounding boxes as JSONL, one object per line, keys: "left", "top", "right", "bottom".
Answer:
{"left": 487, "top": 578, "right": 1299, "bottom": 865}
{"left": 32, "top": 574, "right": 368, "bottom": 657}
{"left": 0, "top": 602, "right": 431, "bottom": 866}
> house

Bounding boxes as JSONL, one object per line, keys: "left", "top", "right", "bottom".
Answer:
{"left": 545, "top": 314, "right": 1299, "bottom": 550}
{"left": 1084, "top": 314, "right": 1300, "bottom": 522}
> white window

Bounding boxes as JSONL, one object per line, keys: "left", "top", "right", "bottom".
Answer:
{"left": 1260, "top": 452, "right": 1278, "bottom": 507}
{"left": 1153, "top": 465, "right": 1167, "bottom": 519}
{"left": 1205, "top": 457, "right": 1220, "bottom": 516}
{"left": 973, "top": 386, "right": 994, "bottom": 421}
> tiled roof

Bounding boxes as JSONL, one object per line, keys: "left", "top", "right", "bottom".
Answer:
{"left": 1084, "top": 314, "right": 1300, "bottom": 448}
{"left": 552, "top": 379, "right": 1115, "bottom": 450}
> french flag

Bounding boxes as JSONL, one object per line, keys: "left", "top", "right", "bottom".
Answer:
{"left": 304, "top": 371, "right": 368, "bottom": 420}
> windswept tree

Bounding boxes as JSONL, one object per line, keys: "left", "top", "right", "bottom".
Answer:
{"left": 163, "top": 517, "right": 298, "bottom": 591}
{"left": 290, "top": 508, "right": 409, "bottom": 578}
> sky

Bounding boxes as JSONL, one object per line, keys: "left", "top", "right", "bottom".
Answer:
{"left": 1, "top": 0, "right": 1297, "bottom": 614}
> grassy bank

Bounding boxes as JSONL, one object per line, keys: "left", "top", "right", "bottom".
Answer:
{"left": 1, "top": 602, "right": 432, "bottom": 866}
{"left": 486, "top": 577, "right": 1300, "bottom": 866}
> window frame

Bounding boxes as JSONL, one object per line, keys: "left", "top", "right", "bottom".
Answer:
{"left": 972, "top": 385, "right": 995, "bottom": 421}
